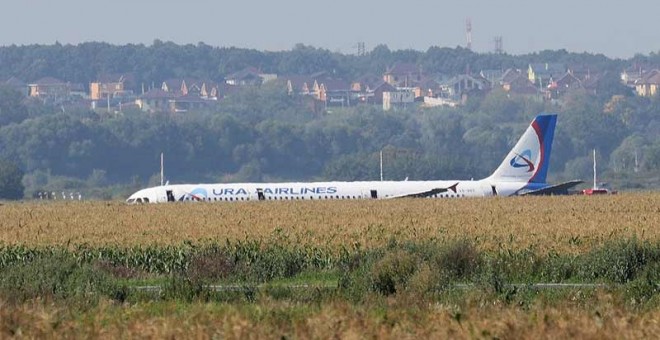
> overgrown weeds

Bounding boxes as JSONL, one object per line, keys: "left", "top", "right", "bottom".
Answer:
{"left": 0, "top": 238, "right": 657, "bottom": 307}
{"left": 0, "top": 252, "right": 126, "bottom": 305}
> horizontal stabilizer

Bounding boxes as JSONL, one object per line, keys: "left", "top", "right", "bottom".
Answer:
{"left": 519, "top": 180, "right": 583, "bottom": 196}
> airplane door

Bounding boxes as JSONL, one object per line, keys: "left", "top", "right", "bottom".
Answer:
{"left": 166, "top": 190, "right": 176, "bottom": 202}
{"left": 256, "top": 188, "right": 266, "bottom": 201}
{"left": 370, "top": 190, "right": 378, "bottom": 199}
{"left": 491, "top": 185, "right": 498, "bottom": 196}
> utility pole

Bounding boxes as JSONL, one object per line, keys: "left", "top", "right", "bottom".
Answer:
{"left": 380, "top": 150, "right": 384, "bottom": 181}
{"left": 160, "top": 153, "right": 164, "bottom": 186}
{"left": 593, "top": 149, "right": 597, "bottom": 189}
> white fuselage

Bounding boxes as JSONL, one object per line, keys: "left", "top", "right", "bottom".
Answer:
{"left": 127, "top": 114, "right": 559, "bottom": 204}
{"left": 126, "top": 178, "right": 526, "bottom": 203}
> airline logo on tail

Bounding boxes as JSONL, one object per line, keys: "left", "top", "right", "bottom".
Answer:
{"left": 489, "top": 113, "right": 556, "bottom": 184}
{"left": 509, "top": 149, "right": 535, "bottom": 172}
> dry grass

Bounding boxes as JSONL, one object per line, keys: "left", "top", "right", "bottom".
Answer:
{"left": 0, "top": 193, "right": 658, "bottom": 253}
{"left": 1, "top": 295, "right": 658, "bottom": 339}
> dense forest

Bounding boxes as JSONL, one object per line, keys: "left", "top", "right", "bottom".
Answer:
{"left": 0, "top": 42, "right": 659, "bottom": 199}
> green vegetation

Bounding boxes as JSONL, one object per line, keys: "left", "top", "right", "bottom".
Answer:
{"left": 0, "top": 238, "right": 658, "bottom": 306}
{"left": 0, "top": 44, "right": 658, "bottom": 197}
{"left": 0, "top": 159, "right": 24, "bottom": 199}
{"left": 0, "top": 88, "right": 659, "bottom": 198}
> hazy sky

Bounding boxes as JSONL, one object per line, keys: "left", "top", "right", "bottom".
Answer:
{"left": 2, "top": 0, "right": 658, "bottom": 58}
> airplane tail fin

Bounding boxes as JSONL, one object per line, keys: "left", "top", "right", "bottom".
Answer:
{"left": 489, "top": 113, "right": 557, "bottom": 184}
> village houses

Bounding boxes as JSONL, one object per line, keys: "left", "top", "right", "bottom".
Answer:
{"left": 3, "top": 59, "right": 658, "bottom": 113}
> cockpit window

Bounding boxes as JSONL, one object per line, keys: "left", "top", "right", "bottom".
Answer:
{"left": 127, "top": 199, "right": 135, "bottom": 204}
{"left": 136, "top": 198, "right": 143, "bottom": 203}
{"left": 143, "top": 198, "right": 150, "bottom": 203}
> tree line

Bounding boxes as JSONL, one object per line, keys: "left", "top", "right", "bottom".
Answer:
{"left": 0, "top": 41, "right": 641, "bottom": 86}
{"left": 0, "top": 43, "right": 659, "bottom": 199}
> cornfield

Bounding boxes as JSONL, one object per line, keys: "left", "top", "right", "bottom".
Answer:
{"left": 1, "top": 193, "right": 658, "bottom": 253}
{"left": 0, "top": 193, "right": 659, "bottom": 338}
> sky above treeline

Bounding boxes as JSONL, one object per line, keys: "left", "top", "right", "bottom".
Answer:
{"left": 2, "top": 0, "right": 657, "bottom": 58}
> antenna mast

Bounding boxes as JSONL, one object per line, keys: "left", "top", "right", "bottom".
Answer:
{"left": 466, "top": 18, "right": 473, "bottom": 50}
{"left": 357, "top": 42, "right": 366, "bottom": 57}
{"left": 494, "top": 36, "right": 503, "bottom": 54}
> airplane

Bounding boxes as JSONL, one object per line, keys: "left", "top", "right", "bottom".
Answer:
{"left": 126, "top": 113, "right": 582, "bottom": 204}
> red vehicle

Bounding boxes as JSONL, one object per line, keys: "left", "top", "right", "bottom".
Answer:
{"left": 582, "top": 187, "right": 616, "bottom": 195}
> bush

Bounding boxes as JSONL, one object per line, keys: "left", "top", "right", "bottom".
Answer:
{"left": 624, "top": 262, "right": 660, "bottom": 306}
{"left": 578, "top": 238, "right": 659, "bottom": 283}
{"left": 540, "top": 252, "right": 578, "bottom": 282}
{"left": 337, "top": 250, "right": 373, "bottom": 302}
{"left": 95, "top": 260, "right": 143, "bottom": 279}
{"left": 370, "top": 250, "right": 417, "bottom": 295}
{"left": 406, "top": 263, "right": 436, "bottom": 296}
{"left": 0, "top": 253, "right": 124, "bottom": 304}
{"left": 435, "top": 239, "right": 482, "bottom": 280}
{"left": 186, "top": 249, "right": 235, "bottom": 281}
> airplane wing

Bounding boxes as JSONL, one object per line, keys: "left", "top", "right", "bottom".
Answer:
{"left": 177, "top": 189, "right": 205, "bottom": 201}
{"left": 519, "top": 180, "right": 583, "bottom": 196}
{"left": 388, "top": 183, "right": 459, "bottom": 199}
